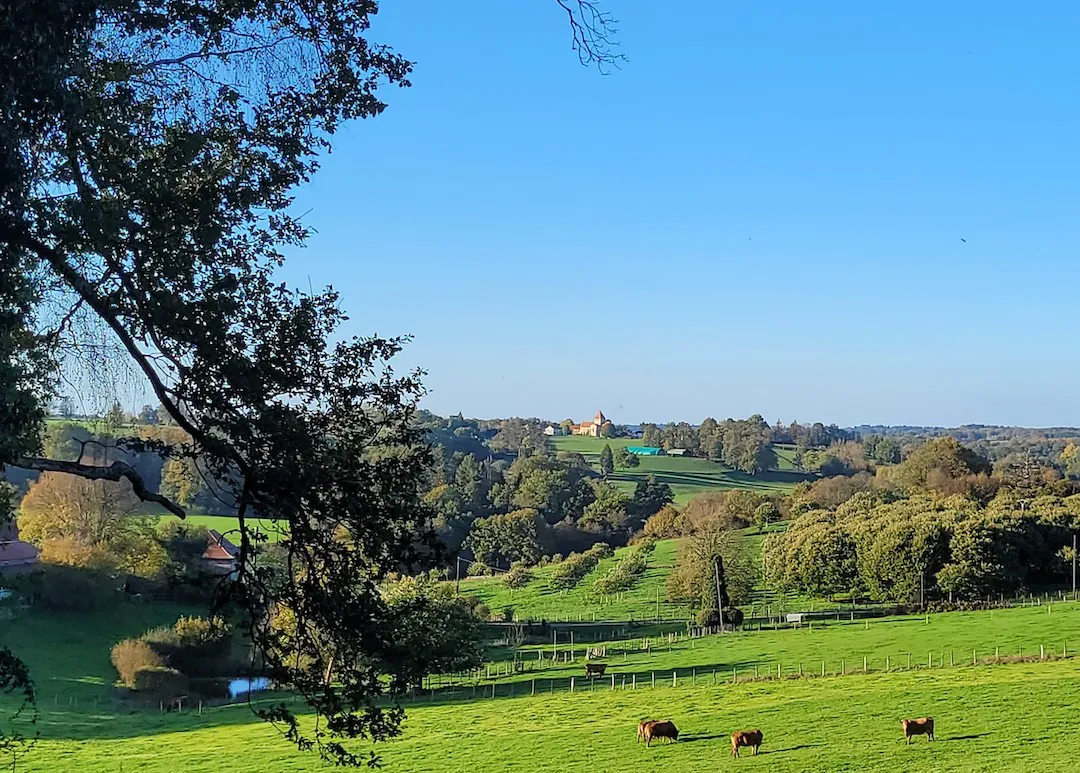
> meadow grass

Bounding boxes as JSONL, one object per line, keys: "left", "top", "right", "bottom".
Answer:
{"left": 6, "top": 601, "right": 1080, "bottom": 771}
{"left": 8, "top": 658, "right": 1080, "bottom": 771}
{"left": 475, "top": 602, "right": 1080, "bottom": 690}
{"left": 459, "top": 539, "right": 682, "bottom": 622}
{"left": 551, "top": 437, "right": 808, "bottom": 504}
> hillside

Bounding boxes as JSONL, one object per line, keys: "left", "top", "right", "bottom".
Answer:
{"left": 551, "top": 436, "right": 810, "bottom": 504}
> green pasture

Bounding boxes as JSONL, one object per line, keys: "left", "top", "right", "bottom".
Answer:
{"left": 551, "top": 436, "right": 808, "bottom": 505}
{"left": 5, "top": 599, "right": 1080, "bottom": 771}
{"left": 459, "top": 539, "right": 682, "bottom": 622}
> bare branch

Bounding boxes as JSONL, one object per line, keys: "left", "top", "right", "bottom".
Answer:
{"left": 13, "top": 457, "right": 186, "bottom": 518}
{"left": 555, "top": 0, "right": 626, "bottom": 71}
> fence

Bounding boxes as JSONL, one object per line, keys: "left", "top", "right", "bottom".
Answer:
{"left": 412, "top": 640, "right": 1076, "bottom": 703}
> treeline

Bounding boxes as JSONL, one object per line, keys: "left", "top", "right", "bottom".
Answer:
{"left": 764, "top": 437, "right": 1080, "bottom": 605}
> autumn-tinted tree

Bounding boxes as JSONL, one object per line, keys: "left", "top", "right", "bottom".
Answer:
{"left": 0, "top": 0, "right": 620, "bottom": 763}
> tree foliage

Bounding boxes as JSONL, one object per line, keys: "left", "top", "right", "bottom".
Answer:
{"left": 0, "top": 0, "right": 622, "bottom": 763}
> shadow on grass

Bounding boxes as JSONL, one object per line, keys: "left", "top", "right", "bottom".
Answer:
{"left": 761, "top": 743, "right": 822, "bottom": 755}
{"left": 945, "top": 733, "right": 992, "bottom": 741}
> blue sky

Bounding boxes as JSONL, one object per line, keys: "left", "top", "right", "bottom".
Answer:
{"left": 275, "top": 0, "right": 1080, "bottom": 428}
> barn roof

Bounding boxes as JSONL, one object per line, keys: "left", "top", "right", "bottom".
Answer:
{"left": 203, "top": 530, "right": 240, "bottom": 562}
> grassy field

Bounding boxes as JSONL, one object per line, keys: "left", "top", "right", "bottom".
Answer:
{"left": 460, "top": 527, "right": 841, "bottom": 624}
{"left": 6, "top": 602, "right": 1080, "bottom": 771}
{"left": 460, "top": 539, "right": 682, "bottom": 622}
{"left": 552, "top": 436, "right": 809, "bottom": 505}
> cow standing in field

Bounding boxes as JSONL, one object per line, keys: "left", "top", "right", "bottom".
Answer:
{"left": 637, "top": 719, "right": 658, "bottom": 743}
{"left": 731, "top": 729, "right": 763, "bottom": 757}
{"left": 643, "top": 720, "right": 679, "bottom": 747}
{"left": 584, "top": 662, "right": 607, "bottom": 678}
{"left": 901, "top": 717, "right": 934, "bottom": 744}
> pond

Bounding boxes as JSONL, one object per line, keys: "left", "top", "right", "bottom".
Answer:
{"left": 227, "top": 676, "right": 271, "bottom": 700}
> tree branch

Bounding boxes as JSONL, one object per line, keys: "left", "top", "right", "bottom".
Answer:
{"left": 555, "top": 0, "right": 626, "bottom": 71}
{"left": 13, "top": 457, "right": 186, "bottom": 518}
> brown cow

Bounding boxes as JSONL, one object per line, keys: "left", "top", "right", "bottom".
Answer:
{"left": 901, "top": 717, "right": 934, "bottom": 744}
{"left": 731, "top": 729, "right": 763, "bottom": 757}
{"left": 584, "top": 662, "right": 607, "bottom": 678}
{"left": 637, "top": 719, "right": 658, "bottom": 743}
{"left": 643, "top": 720, "right": 679, "bottom": 747}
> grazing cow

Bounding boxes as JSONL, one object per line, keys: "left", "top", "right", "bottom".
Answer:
{"left": 643, "top": 720, "right": 679, "bottom": 747}
{"left": 901, "top": 717, "right": 935, "bottom": 744}
{"left": 584, "top": 662, "right": 607, "bottom": 678}
{"left": 637, "top": 719, "right": 658, "bottom": 743}
{"left": 731, "top": 729, "right": 764, "bottom": 757}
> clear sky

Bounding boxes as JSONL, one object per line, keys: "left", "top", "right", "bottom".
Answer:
{"left": 274, "top": 0, "right": 1080, "bottom": 428}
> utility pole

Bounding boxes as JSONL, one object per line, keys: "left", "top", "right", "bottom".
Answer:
{"left": 1073, "top": 533, "right": 1077, "bottom": 598}
{"left": 455, "top": 555, "right": 461, "bottom": 595}
{"left": 714, "top": 556, "right": 726, "bottom": 634}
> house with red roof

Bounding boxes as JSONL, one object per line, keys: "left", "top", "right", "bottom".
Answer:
{"left": 0, "top": 523, "right": 39, "bottom": 574}
{"left": 202, "top": 530, "right": 241, "bottom": 576}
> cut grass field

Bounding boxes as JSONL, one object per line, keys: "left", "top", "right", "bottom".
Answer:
{"left": 551, "top": 437, "right": 809, "bottom": 505}
{"left": 6, "top": 602, "right": 1080, "bottom": 771}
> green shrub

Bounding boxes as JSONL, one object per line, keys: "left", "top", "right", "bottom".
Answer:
{"left": 132, "top": 666, "right": 188, "bottom": 698}
{"left": 587, "top": 542, "right": 614, "bottom": 559}
{"left": 592, "top": 545, "right": 650, "bottom": 595}
{"left": 12, "top": 564, "right": 113, "bottom": 612}
{"left": 111, "top": 639, "right": 165, "bottom": 687}
{"left": 504, "top": 562, "right": 533, "bottom": 589}
{"left": 548, "top": 551, "right": 601, "bottom": 591}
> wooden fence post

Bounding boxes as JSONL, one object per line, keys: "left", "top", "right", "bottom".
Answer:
{"left": 886, "top": 655, "right": 890, "bottom": 672}
{"left": 841, "top": 658, "right": 845, "bottom": 675}
{"left": 863, "top": 656, "right": 867, "bottom": 673}
{"left": 531, "top": 679, "right": 536, "bottom": 696}
{"left": 611, "top": 674, "right": 616, "bottom": 691}
{"left": 632, "top": 674, "right": 637, "bottom": 690}
{"left": 821, "top": 661, "right": 825, "bottom": 677}
{"left": 570, "top": 677, "right": 575, "bottom": 694}
{"left": 651, "top": 672, "right": 655, "bottom": 689}
{"left": 673, "top": 671, "right": 678, "bottom": 688}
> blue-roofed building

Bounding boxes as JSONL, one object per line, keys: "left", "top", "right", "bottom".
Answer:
{"left": 627, "top": 446, "right": 663, "bottom": 456}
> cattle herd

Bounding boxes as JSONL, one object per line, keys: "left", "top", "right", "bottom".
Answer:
{"left": 634, "top": 716, "right": 935, "bottom": 756}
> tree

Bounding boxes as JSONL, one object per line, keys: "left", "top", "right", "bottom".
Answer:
{"left": 599, "top": 444, "right": 615, "bottom": 478}
{"left": 104, "top": 401, "right": 126, "bottom": 429}
{"left": 614, "top": 446, "right": 638, "bottom": 469}
{"left": 666, "top": 530, "right": 755, "bottom": 625}
{"left": 137, "top": 405, "right": 160, "bottom": 425}
{"left": 0, "top": 0, "right": 619, "bottom": 762}
{"left": 1063, "top": 443, "right": 1080, "bottom": 480}
{"left": 579, "top": 481, "right": 630, "bottom": 533}
{"left": 631, "top": 475, "right": 674, "bottom": 523}
{"left": 379, "top": 577, "right": 485, "bottom": 691}
{"left": 641, "top": 423, "right": 663, "bottom": 447}
{"left": 754, "top": 501, "right": 780, "bottom": 533}
{"left": 464, "top": 509, "right": 548, "bottom": 570}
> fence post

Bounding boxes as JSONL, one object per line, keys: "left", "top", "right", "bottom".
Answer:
{"left": 754, "top": 664, "right": 759, "bottom": 679}
{"left": 886, "top": 655, "right": 890, "bottom": 672}
{"left": 995, "top": 647, "right": 999, "bottom": 659}
{"left": 863, "top": 656, "right": 867, "bottom": 673}
{"left": 531, "top": 679, "right": 536, "bottom": 696}
{"left": 611, "top": 674, "right": 616, "bottom": 691}
{"left": 950, "top": 651, "right": 954, "bottom": 667}
{"left": 570, "top": 677, "right": 575, "bottom": 694}
{"left": 651, "top": 672, "right": 655, "bottom": 689}
{"left": 928, "top": 652, "right": 932, "bottom": 668}
{"left": 632, "top": 674, "right": 637, "bottom": 690}
{"left": 973, "top": 650, "right": 976, "bottom": 666}
{"left": 732, "top": 667, "right": 737, "bottom": 683}
{"left": 841, "top": 658, "right": 845, "bottom": 675}
{"left": 1065, "top": 643, "right": 1069, "bottom": 658}
{"left": 799, "top": 663, "right": 803, "bottom": 677}
{"left": 821, "top": 661, "right": 825, "bottom": 677}
{"left": 907, "top": 653, "right": 912, "bottom": 669}
{"left": 1041, "top": 645, "right": 1046, "bottom": 660}
{"left": 673, "top": 671, "right": 677, "bottom": 688}
{"left": 491, "top": 682, "right": 496, "bottom": 699}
